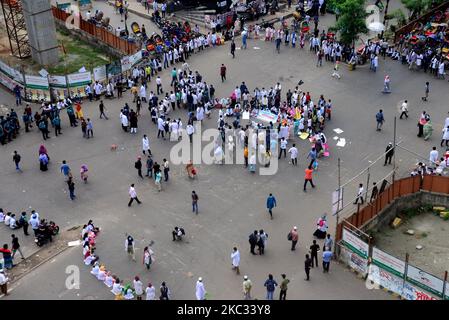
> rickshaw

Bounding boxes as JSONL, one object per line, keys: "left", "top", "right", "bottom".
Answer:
{"left": 131, "top": 22, "right": 141, "bottom": 38}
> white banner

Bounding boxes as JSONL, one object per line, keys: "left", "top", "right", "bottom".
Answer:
{"left": 342, "top": 228, "right": 369, "bottom": 258}
{"left": 48, "top": 75, "right": 67, "bottom": 87}
{"left": 25, "top": 75, "right": 49, "bottom": 90}
{"left": 406, "top": 265, "right": 444, "bottom": 296}
{"left": 402, "top": 281, "right": 439, "bottom": 300}
{"left": 372, "top": 247, "right": 406, "bottom": 277}
{"left": 67, "top": 72, "right": 92, "bottom": 86}
{"left": 93, "top": 65, "right": 107, "bottom": 82}
{"left": 368, "top": 264, "right": 404, "bottom": 296}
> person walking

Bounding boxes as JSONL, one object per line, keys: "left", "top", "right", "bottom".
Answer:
{"left": 156, "top": 76, "right": 163, "bottom": 95}
{"left": 195, "top": 277, "right": 206, "bottom": 300}
{"left": 376, "top": 109, "right": 385, "bottom": 131}
{"left": 128, "top": 184, "right": 142, "bottom": 206}
{"left": 279, "top": 274, "right": 289, "bottom": 300}
{"left": 231, "top": 247, "right": 240, "bottom": 275}
{"left": 370, "top": 182, "right": 379, "bottom": 202}
{"left": 99, "top": 100, "right": 108, "bottom": 120}
{"left": 230, "top": 40, "right": 236, "bottom": 58}
{"left": 163, "top": 158, "right": 170, "bottom": 181}
{"left": 60, "top": 160, "right": 72, "bottom": 181}
{"left": 421, "top": 81, "right": 430, "bottom": 101}
{"left": 155, "top": 170, "right": 162, "bottom": 192}
{"left": 304, "top": 254, "right": 312, "bottom": 280}
{"left": 278, "top": 137, "right": 287, "bottom": 159}
{"left": 266, "top": 193, "right": 277, "bottom": 219}
{"left": 303, "top": 165, "right": 315, "bottom": 192}
{"left": 160, "top": 281, "right": 171, "bottom": 300}
{"left": 86, "top": 118, "right": 94, "bottom": 138}
{"left": 13, "top": 150, "right": 22, "bottom": 172}
{"left": 220, "top": 64, "right": 227, "bottom": 82}
{"left": 143, "top": 246, "right": 154, "bottom": 270}
{"left": 191, "top": 190, "right": 199, "bottom": 214}
{"left": 288, "top": 226, "right": 299, "bottom": 251}
{"left": 263, "top": 274, "right": 278, "bottom": 300}
{"left": 288, "top": 144, "right": 298, "bottom": 165}
{"left": 145, "top": 155, "right": 153, "bottom": 178}
{"left": 142, "top": 134, "right": 152, "bottom": 155}
{"left": 399, "top": 100, "right": 409, "bottom": 119}
{"left": 384, "top": 142, "right": 394, "bottom": 166}
{"left": 11, "top": 234, "right": 25, "bottom": 259}
{"left": 353, "top": 183, "right": 364, "bottom": 205}
{"left": 309, "top": 240, "right": 320, "bottom": 268}
{"left": 248, "top": 230, "right": 258, "bottom": 255}
{"left": 257, "top": 229, "right": 268, "bottom": 255}
{"left": 322, "top": 247, "right": 333, "bottom": 272}
{"left": 125, "top": 235, "right": 136, "bottom": 261}
{"left": 67, "top": 177, "right": 75, "bottom": 200}
{"left": 242, "top": 275, "right": 252, "bottom": 300}
{"left": 441, "top": 126, "right": 449, "bottom": 148}
{"left": 135, "top": 157, "right": 144, "bottom": 179}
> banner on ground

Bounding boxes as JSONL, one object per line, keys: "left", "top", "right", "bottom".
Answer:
{"left": 25, "top": 75, "right": 50, "bottom": 102}
{"left": 372, "top": 247, "right": 406, "bottom": 277}
{"left": 67, "top": 72, "right": 92, "bottom": 98}
{"left": 406, "top": 264, "right": 444, "bottom": 297}
{"left": 342, "top": 228, "right": 369, "bottom": 258}
{"left": 256, "top": 110, "right": 278, "bottom": 123}
{"left": 48, "top": 75, "right": 68, "bottom": 101}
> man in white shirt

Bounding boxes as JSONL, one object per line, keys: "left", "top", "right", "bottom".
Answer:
{"left": 399, "top": 100, "right": 408, "bottom": 119}
{"left": 278, "top": 137, "right": 287, "bottom": 159}
{"left": 288, "top": 144, "right": 298, "bottom": 165}
{"left": 353, "top": 183, "right": 364, "bottom": 205}
{"left": 429, "top": 147, "right": 439, "bottom": 167}
{"left": 94, "top": 82, "right": 103, "bottom": 100}
{"left": 0, "top": 270, "right": 9, "bottom": 295}
{"left": 156, "top": 76, "right": 163, "bottom": 95}
{"left": 128, "top": 184, "right": 142, "bottom": 206}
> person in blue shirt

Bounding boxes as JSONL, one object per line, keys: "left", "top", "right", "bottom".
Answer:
{"left": 266, "top": 193, "right": 277, "bottom": 220}
{"left": 263, "top": 274, "right": 278, "bottom": 300}
{"left": 60, "top": 160, "right": 71, "bottom": 180}
{"left": 307, "top": 147, "right": 317, "bottom": 167}
{"left": 322, "top": 247, "right": 333, "bottom": 273}
{"left": 376, "top": 109, "right": 384, "bottom": 131}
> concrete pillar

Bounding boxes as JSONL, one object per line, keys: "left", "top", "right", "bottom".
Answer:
{"left": 22, "top": 0, "right": 59, "bottom": 66}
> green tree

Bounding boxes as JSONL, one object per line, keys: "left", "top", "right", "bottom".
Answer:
{"left": 333, "top": 0, "right": 369, "bottom": 46}
{"left": 401, "top": 0, "right": 446, "bottom": 20}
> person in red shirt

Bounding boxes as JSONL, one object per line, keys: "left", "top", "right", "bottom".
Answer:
{"left": 220, "top": 64, "right": 227, "bottom": 82}
{"left": 304, "top": 165, "right": 315, "bottom": 192}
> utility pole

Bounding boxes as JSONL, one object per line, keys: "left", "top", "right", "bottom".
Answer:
{"left": 334, "top": 157, "right": 341, "bottom": 255}
{"left": 393, "top": 116, "right": 397, "bottom": 186}
{"left": 380, "top": 0, "right": 390, "bottom": 39}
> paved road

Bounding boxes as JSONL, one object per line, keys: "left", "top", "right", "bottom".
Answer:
{"left": 1, "top": 1, "right": 448, "bottom": 300}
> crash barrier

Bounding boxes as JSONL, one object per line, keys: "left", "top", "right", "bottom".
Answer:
{"left": 51, "top": 6, "right": 139, "bottom": 56}
{"left": 0, "top": 49, "right": 144, "bottom": 103}
{"left": 338, "top": 223, "right": 448, "bottom": 300}
{"left": 335, "top": 175, "right": 449, "bottom": 241}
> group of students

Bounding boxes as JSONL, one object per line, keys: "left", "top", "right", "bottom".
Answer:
{"left": 83, "top": 224, "right": 171, "bottom": 300}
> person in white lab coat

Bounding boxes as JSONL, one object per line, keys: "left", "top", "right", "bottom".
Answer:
{"left": 146, "top": 283, "right": 156, "bottom": 300}
{"left": 142, "top": 134, "right": 151, "bottom": 155}
{"left": 195, "top": 277, "right": 206, "bottom": 300}
{"left": 231, "top": 247, "right": 241, "bottom": 275}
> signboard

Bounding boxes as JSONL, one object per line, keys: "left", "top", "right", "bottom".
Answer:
{"left": 93, "top": 65, "right": 107, "bottom": 82}
{"left": 121, "top": 50, "right": 143, "bottom": 72}
{"left": 332, "top": 187, "right": 343, "bottom": 215}
{"left": 256, "top": 110, "right": 278, "bottom": 123}
{"left": 342, "top": 228, "right": 369, "bottom": 258}
{"left": 406, "top": 264, "right": 444, "bottom": 297}
{"left": 107, "top": 60, "right": 122, "bottom": 78}
{"left": 368, "top": 264, "right": 404, "bottom": 296}
{"left": 0, "top": 60, "right": 23, "bottom": 82}
{"left": 67, "top": 72, "right": 92, "bottom": 98}
{"left": 372, "top": 247, "right": 406, "bottom": 277}
{"left": 49, "top": 75, "right": 68, "bottom": 101}
{"left": 402, "top": 281, "right": 439, "bottom": 300}
{"left": 25, "top": 75, "right": 50, "bottom": 102}
{"left": 342, "top": 247, "right": 368, "bottom": 275}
